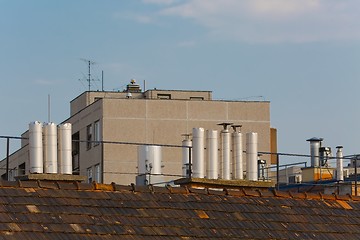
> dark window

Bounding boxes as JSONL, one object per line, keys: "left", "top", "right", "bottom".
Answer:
{"left": 157, "top": 94, "right": 171, "bottom": 99}
{"left": 87, "top": 124, "right": 92, "bottom": 150}
{"left": 18, "top": 163, "right": 25, "bottom": 176}
{"left": 190, "top": 97, "right": 204, "bottom": 100}
{"left": 94, "top": 120, "right": 100, "bottom": 146}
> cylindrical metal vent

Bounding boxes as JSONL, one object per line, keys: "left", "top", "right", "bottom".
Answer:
{"left": 246, "top": 132, "right": 258, "bottom": 181}
{"left": 182, "top": 136, "right": 192, "bottom": 177}
{"left": 307, "top": 137, "right": 323, "bottom": 167}
{"left": 43, "top": 122, "right": 58, "bottom": 174}
{"left": 336, "top": 146, "right": 344, "bottom": 181}
{"left": 232, "top": 131, "right": 243, "bottom": 180}
{"left": 57, "top": 123, "right": 72, "bottom": 174}
{"left": 192, "top": 128, "right": 205, "bottom": 178}
{"left": 221, "top": 129, "right": 231, "bottom": 180}
{"left": 207, "top": 130, "right": 218, "bottom": 179}
{"left": 138, "top": 145, "right": 162, "bottom": 175}
{"left": 29, "top": 121, "right": 43, "bottom": 173}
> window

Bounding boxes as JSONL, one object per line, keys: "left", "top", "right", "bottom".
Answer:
{"left": 87, "top": 167, "right": 93, "bottom": 183}
{"left": 86, "top": 124, "right": 92, "bottom": 150}
{"left": 18, "top": 163, "right": 26, "bottom": 176}
{"left": 157, "top": 94, "right": 171, "bottom": 99}
{"left": 190, "top": 97, "right": 204, "bottom": 100}
{"left": 94, "top": 164, "right": 101, "bottom": 183}
{"left": 94, "top": 120, "right": 100, "bottom": 146}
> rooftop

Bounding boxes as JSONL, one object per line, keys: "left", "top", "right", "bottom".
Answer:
{"left": 0, "top": 180, "right": 359, "bottom": 239}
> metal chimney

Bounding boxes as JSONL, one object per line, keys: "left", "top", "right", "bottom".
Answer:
{"left": 207, "top": 130, "right": 218, "bottom": 179}
{"left": 57, "top": 123, "right": 72, "bottom": 174}
{"left": 43, "top": 122, "right": 58, "bottom": 174}
{"left": 181, "top": 134, "right": 192, "bottom": 177}
{"left": 29, "top": 121, "right": 44, "bottom": 174}
{"left": 336, "top": 146, "right": 344, "bottom": 181}
{"left": 246, "top": 132, "right": 258, "bottom": 181}
{"left": 306, "top": 137, "right": 323, "bottom": 167}
{"left": 218, "top": 123, "right": 232, "bottom": 180}
{"left": 192, "top": 128, "right": 205, "bottom": 178}
{"left": 231, "top": 125, "right": 243, "bottom": 180}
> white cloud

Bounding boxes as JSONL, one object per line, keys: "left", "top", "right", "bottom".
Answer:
{"left": 153, "top": 0, "right": 360, "bottom": 43}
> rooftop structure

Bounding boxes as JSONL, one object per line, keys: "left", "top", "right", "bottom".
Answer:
{"left": 0, "top": 179, "right": 358, "bottom": 238}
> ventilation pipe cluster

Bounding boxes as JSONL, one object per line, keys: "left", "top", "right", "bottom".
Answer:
{"left": 306, "top": 137, "right": 344, "bottom": 182}
{"left": 184, "top": 126, "right": 259, "bottom": 181}
{"left": 29, "top": 121, "right": 72, "bottom": 175}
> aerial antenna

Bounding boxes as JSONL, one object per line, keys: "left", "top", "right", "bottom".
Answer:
{"left": 79, "top": 58, "right": 99, "bottom": 92}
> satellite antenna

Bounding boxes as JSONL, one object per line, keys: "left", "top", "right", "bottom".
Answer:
{"left": 79, "top": 58, "right": 99, "bottom": 92}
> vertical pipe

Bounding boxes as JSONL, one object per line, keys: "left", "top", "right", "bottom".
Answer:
{"left": 336, "top": 146, "right": 344, "bottom": 181}
{"left": 355, "top": 156, "right": 358, "bottom": 196}
{"left": 43, "top": 123, "right": 58, "bottom": 174}
{"left": 221, "top": 129, "right": 231, "bottom": 180}
{"left": 307, "top": 138, "right": 323, "bottom": 167}
{"left": 192, "top": 128, "right": 205, "bottom": 178}
{"left": 182, "top": 136, "right": 192, "bottom": 177}
{"left": 246, "top": 132, "right": 258, "bottom": 181}
{"left": 207, "top": 130, "right": 218, "bottom": 179}
{"left": 102, "top": 70, "right": 104, "bottom": 91}
{"left": 276, "top": 154, "right": 280, "bottom": 190}
{"left": 58, "top": 123, "right": 72, "bottom": 174}
{"left": 29, "top": 121, "right": 43, "bottom": 173}
{"left": 232, "top": 131, "right": 243, "bottom": 180}
{"left": 6, "top": 138, "right": 9, "bottom": 181}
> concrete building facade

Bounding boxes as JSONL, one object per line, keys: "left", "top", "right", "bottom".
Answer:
{"left": 1, "top": 82, "right": 275, "bottom": 185}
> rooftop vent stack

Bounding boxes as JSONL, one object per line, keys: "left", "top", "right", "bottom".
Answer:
{"left": 43, "top": 123, "right": 58, "bottom": 174}
{"left": 207, "top": 130, "right": 218, "bottom": 179}
{"left": 181, "top": 134, "right": 192, "bottom": 177}
{"left": 336, "top": 146, "right": 344, "bottom": 181}
{"left": 137, "top": 145, "right": 163, "bottom": 185}
{"left": 246, "top": 132, "right": 258, "bottom": 181}
{"left": 29, "top": 121, "right": 44, "bottom": 173}
{"left": 57, "top": 123, "right": 72, "bottom": 174}
{"left": 306, "top": 137, "right": 323, "bottom": 167}
{"left": 218, "top": 123, "right": 232, "bottom": 180}
{"left": 192, "top": 128, "right": 205, "bottom": 178}
{"left": 232, "top": 125, "right": 243, "bottom": 180}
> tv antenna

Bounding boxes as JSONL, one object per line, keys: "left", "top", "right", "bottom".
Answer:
{"left": 79, "top": 58, "right": 99, "bottom": 91}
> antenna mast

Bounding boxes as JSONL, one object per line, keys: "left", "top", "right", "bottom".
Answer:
{"left": 80, "top": 58, "right": 96, "bottom": 92}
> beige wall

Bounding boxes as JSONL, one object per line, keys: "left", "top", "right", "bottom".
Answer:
{"left": 1, "top": 90, "right": 272, "bottom": 186}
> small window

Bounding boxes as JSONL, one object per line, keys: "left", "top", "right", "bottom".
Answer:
{"left": 87, "top": 167, "right": 93, "bottom": 183}
{"left": 157, "top": 94, "right": 171, "bottom": 99}
{"left": 190, "top": 97, "right": 204, "bottom": 100}
{"left": 94, "top": 120, "right": 100, "bottom": 146}
{"left": 94, "top": 164, "right": 101, "bottom": 183}
{"left": 18, "top": 163, "right": 25, "bottom": 176}
{"left": 86, "top": 124, "right": 92, "bottom": 150}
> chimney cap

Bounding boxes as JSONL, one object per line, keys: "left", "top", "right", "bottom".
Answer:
{"left": 306, "top": 137, "right": 323, "bottom": 142}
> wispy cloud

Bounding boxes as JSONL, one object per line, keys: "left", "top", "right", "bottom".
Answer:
{"left": 145, "top": 0, "right": 360, "bottom": 43}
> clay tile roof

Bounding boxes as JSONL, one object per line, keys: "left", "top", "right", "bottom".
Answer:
{"left": 0, "top": 180, "right": 359, "bottom": 239}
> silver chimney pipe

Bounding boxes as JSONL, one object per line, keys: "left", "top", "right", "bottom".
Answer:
{"left": 206, "top": 130, "right": 218, "bottom": 179}
{"left": 192, "top": 128, "right": 205, "bottom": 178}
{"left": 306, "top": 137, "right": 323, "bottom": 167}
{"left": 336, "top": 146, "right": 344, "bottom": 181}
{"left": 246, "top": 132, "right": 258, "bottom": 181}
{"left": 181, "top": 134, "right": 192, "bottom": 177}
{"left": 218, "top": 123, "right": 233, "bottom": 180}
{"left": 232, "top": 125, "right": 243, "bottom": 180}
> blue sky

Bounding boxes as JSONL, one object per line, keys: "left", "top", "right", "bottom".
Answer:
{"left": 1, "top": 0, "right": 360, "bottom": 164}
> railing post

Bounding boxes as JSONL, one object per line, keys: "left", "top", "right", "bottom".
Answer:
{"left": 6, "top": 137, "right": 10, "bottom": 181}
{"left": 276, "top": 154, "right": 280, "bottom": 190}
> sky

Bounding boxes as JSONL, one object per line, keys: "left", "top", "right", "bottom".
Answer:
{"left": 0, "top": 0, "right": 359, "bottom": 165}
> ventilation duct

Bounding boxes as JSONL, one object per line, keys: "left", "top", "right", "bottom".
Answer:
{"left": 181, "top": 134, "right": 192, "bottom": 177}
{"left": 306, "top": 137, "right": 323, "bottom": 167}
{"left": 29, "top": 121, "right": 43, "bottom": 173}
{"left": 57, "top": 123, "right": 72, "bottom": 174}
{"left": 43, "top": 122, "right": 58, "bottom": 174}
{"left": 207, "top": 130, "right": 218, "bottom": 179}
{"left": 232, "top": 125, "right": 243, "bottom": 180}
{"left": 246, "top": 132, "right": 258, "bottom": 181}
{"left": 336, "top": 146, "right": 344, "bottom": 181}
{"left": 192, "top": 128, "right": 205, "bottom": 178}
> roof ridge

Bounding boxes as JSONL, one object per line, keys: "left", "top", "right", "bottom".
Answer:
{"left": 0, "top": 180, "right": 358, "bottom": 202}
